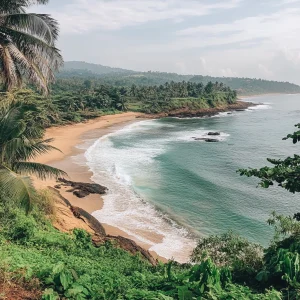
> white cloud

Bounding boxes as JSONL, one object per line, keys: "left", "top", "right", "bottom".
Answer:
{"left": 177, "top": 7, "right": 300, "bottom": 48}
{"left": 279, "top": 0, "right": 300, "bottom": 4}
{"left": 158, "top": 6, "right": 300, "bottom": 66}
{"left": 37, "top": 0, "right": 242, "bottom": 33}
{"left": 32, "top": 0, "right": 300, "bottom": 84}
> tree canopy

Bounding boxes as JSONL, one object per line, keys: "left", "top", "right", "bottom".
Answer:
{"left": 0, "top": 0, "right": 63, "bottom": 93}
{"left": 239, "top": 123, "right": 300, "bottom": 193}
{"left": 0, "top": 98, "right": 66, "bottom": 213}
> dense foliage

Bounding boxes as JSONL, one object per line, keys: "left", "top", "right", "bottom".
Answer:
{"left": 0, "top": 0, "right": 62, "bottom": 93}
{"left": 59, "top": 61, "right": 300, "bottom": 95}
{"left": 239, "top": 123, "right": 300, "bottom": 193}
{"left": 0, "top": 80, "right": 237, "bottom": 127}
{"left": 0, "top": 94, "right": 65, "bottom": 213}
{"left": 0, "top": 196, "right": 286, "bottom": 299}
{"left": 50, "top": 79, "right": 237, "bottom": 116}
{"left": 189, "top": 76, "right": 300, "bottom": 95}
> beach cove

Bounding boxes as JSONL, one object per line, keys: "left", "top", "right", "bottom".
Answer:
{"left": 34, "top": 95, "right": 300, "bottom": 263}
{"left": 33, "top": 112, "right": 170, "bottom": 259}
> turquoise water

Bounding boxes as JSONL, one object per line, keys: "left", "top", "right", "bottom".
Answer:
{"left": 85, "top": 94, "right": 300, "bottom": 261}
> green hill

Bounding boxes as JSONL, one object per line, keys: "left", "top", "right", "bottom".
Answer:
{"left": 62, "top": 61, "right": 135, "bottom": 76}
{"left": 58, "top": 61, "right": 300, "bottom": 95}
{"left": 190, "top": 75, "right": 300, "bottom": 95}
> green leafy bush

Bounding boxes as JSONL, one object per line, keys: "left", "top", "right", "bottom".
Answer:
{"left": 191, "top": 231, "right": 263, "bottom": 283}
{"left": 0, "top": 199, "right": 279, "bottom": 299}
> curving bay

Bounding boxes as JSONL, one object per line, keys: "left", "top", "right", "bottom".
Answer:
{"left": 86, "top": 94, "right": 300, "bottom": 261}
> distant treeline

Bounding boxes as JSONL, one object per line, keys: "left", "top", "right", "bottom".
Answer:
{"left": 51, "top": 79, "right": 237, "bottom": 115}
{"left": 0, "top": 80, "right": 237, "bottom": 127}
{"left": 58, "top": 61, "right": 300, "bottom": 95}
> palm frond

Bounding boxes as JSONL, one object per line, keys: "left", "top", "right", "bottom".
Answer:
{"left": 0, "top": 1, "right": 49, "bottom": 14}
{"left": 1, "top": 136, "right": 24, "bottom": 163}
{"left": 16, "top": 138, "right": 62, "bottom": 161}
{"left": 0, "top": 1, "right": 63, "bottom": 93}
{"left": 0, "top": 43, "right": 19, "bottom": 90}
{"left": 0, "top": 102, "right": 24, "bottom": 141}
{"left": 3, "top": 13, "right": 59, "bottom": 44}
{"left": 12, "top": 161, "right": 67, "bottom": 180}
{"left": 0, "top": 30, "right": 63, "bottom": 92}
{"left": 1, "top": 135, "right": 61, "bottom": 163}
{"left": 7, "top": 42, "right": 49, "bottom": 92}
{"left": 0, "top": 166, "right": 36, "bottom": 214}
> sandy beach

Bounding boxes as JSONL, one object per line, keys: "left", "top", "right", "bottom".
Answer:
{"left": 34, "top": 112, "right": 169, "bottom": 260}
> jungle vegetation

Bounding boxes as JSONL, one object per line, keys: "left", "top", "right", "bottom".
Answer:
{"left": 0, "top": 79, "right": 238, "bottom": 127}
{"left": 1, "top": 122, "right": 300, "bottom": 299}
{"left": 1, "top": 1, "right": 300, "bottom": 299}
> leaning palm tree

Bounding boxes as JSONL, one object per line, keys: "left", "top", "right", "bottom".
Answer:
{"left": 0, "top": 0, "right": 63, "bottom": 94}
{"left": 0, "top": 99, "right": 66, "bottom": 213}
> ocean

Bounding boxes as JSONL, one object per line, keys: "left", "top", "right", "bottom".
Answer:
{"left": 84, "top": 94, "right": 300, "bottom": 262}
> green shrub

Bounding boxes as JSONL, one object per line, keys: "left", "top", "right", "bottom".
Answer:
{"left": 191, "top": 231, "right": 263, "bottom": 283}
{"left": 0, "top": 194, "right": 297, "bottom": 299}
{"left": 7, "top": 213, "right": 36, "bottom": 242}
{"left": 35, "top": 189, "right": 56, "bottom": 219}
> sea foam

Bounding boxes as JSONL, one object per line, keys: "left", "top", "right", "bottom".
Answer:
{"left": 84, "top": 120, "right": 197, "bottom": 262}
{"left": 81, "top": 102, "right": 270, "bottom": 261}
{"left": 247, "top": 104, "right": 272, "bottom": 110}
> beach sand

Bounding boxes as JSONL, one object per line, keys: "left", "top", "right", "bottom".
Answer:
{"left": 34, "top": 112, "right": 166, "bottom": 261}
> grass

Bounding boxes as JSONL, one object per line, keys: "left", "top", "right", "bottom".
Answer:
{"left": 0, "top": 193, "right": 292, "bottom": 299}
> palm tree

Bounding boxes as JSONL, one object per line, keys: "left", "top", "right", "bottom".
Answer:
{"left": 0, "top": 99, "right": 66, "bottom": 213}
{"left": 0, "top": 0, "right": 63, "bottom": 94}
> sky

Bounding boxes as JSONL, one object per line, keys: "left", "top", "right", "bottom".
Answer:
{"left": 34, "top": 0, "right": 300, "bottom": 84}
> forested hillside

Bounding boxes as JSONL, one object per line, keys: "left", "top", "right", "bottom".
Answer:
{"left": 190, "top": 75, "right": 300, "bottom": 95}
{"left": 0, "top": 80, "right": 238, "bottom": 127}
{"left": 58, "top": 61, "right": 300, "bottom": 95}
{"left": 63, "top": 61, "right": 135, "bottom": 76}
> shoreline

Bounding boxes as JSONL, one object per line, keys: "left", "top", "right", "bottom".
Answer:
{"left": 143, "top": 100, "right": 256, "bottom": 119}
{"left": 239, "top": 92, "right": 300, "bottom": 99}
{"left": 34, "top": 112, "right": 169, "bottom": 260}
{"left": 34, "top": 99, "right": 259, "bottom": 263}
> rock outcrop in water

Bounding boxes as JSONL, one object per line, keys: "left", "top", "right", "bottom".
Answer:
{"left": 207, "top": 132, "right": 221, "bottom": 136}
{"left": 56, "top": 178, "right": 108, "bottom": 198}
{"left": 194, "top": 138, "right": 219, "bottom": 142}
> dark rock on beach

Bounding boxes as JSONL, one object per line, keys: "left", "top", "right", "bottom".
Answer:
{"left": 207, "top": 132, "right": 220, "bottom": 136}
{"left": 57, "top": 178, "right": 108, "bottom": 198}
{"left": 49, "top": 187, "right": 157, "bottom": 265}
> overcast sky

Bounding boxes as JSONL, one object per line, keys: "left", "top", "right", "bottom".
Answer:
{"left": 34, "top": 0, "right": 300, "bottom": 84}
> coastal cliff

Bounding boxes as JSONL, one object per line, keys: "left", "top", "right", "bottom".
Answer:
{"left": 49, "top": 188, "right": 158, "bottom": 265}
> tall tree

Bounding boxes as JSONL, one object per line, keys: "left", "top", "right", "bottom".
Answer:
{"left": 0, "top": 0, "right": 63, "bottom": 94}
{"left": 0, "top": 99, "right": 66, "bottom": 213}
{"left": 239, "top": 123, "right": 300, "bottom": 194}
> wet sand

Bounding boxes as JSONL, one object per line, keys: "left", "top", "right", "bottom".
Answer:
{"left": 33, "top": 112, "right": 167, "bottom": 261}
